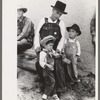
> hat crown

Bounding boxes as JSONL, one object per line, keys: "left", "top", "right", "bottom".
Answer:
{"left": 17, "top": 5, "right": 27, "bottom": 13}
{"left": 54, "top": 1, "right": 66, "bottom": 12}
{"left": 71, "top": 24, "right": 80, "bottom": 30}
{"left": 51, "top": 1, "right": 67, "bottom": 14}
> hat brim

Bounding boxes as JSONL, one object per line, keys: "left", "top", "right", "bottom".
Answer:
{"left": 51, "top": 5, "right": 67, "bottom": 14}
{"left": 40, "top": 36, "right": 56, "bottom": 47}
{"left": 66, "top": 27, "right": 81, "bottom": 36}
{"left": 18, "top": 8, "right": 27, "bottom": 13}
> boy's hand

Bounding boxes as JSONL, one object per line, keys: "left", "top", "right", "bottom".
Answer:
{"left": 53, "top": 53, "right": 61, "bottom": 58}
{"left": 76, "top": 55, "right": 83, "bottom": 62}
{"left": 47, "top": 64, "right": 54, "bottom": 71}
{"left": 62, "top": 58, "right": 71, "bottom": 64}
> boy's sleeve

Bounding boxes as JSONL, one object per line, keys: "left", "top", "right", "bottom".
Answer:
{"left": 76, "top": 40, "right": 81, "bottom": 56}
{"left": 39, "top": 51, "right": 47, "bottom": 68}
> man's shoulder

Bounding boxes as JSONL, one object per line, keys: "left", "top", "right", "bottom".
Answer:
{"left": 24, "top": 16, "right": 32, "bottom": 23}
{"left": 59, "top": 19, "right": 65, "bottom": 25}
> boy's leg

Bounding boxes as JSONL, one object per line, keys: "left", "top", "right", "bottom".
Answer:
{"left": 35, "top": 61, "right": 44, "bottom": 92}
{"left": 71, "top": 56, "right": 78, "bottom": 79}
{"left": 43, "top": 67, "right": 56, "bottom": 96}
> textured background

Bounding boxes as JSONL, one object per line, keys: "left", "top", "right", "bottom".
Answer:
{"left": 17, "top": 0, "right": 96, "bottom": 73}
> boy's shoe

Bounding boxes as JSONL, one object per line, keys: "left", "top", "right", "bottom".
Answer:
{"left": 42, "top": 94, "right": 47, "bottom": 100}
{"left": 53, "top": 94, "right": 60, "bottom": 100}
{"left": 76, "top": 79, "right": 80, "bottom": 82}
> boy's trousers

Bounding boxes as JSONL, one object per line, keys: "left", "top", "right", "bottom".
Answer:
{"left": 43, "top": 67, "right": 56, "bottom": 96}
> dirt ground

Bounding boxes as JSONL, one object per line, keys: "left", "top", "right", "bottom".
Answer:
{"left": 17, "top": 51, "right": 95, "bottom": 100}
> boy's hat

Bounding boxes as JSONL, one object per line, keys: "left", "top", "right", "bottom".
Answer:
{"left": 40, "top": 35, "right": 56, "bottom": 47}
{"left": 66, "top": 24, "right": 81, "bottom": 36}
{"left": 51, "top": 1, "right": 67, "bottom": 14}
{"left": 17, "top": 6, "right": 27, "bottom": 13}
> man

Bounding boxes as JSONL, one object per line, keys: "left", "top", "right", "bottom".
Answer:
{"left": 17, "top": 6, "right": 34, "bottom": 54}
{"left": 34, "top": 1, "right": 67, "bottom": 95}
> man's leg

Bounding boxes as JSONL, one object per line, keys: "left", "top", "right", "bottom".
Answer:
{"left": 17, "top": 39, "right": 32, "bottom": 54}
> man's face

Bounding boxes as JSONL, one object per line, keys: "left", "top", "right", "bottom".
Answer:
{"left": 51, "top": 9, "right": 62, "bottom": 21}
{"left": 68, "top": 29, "right": 78, "bottom": 39}
{"left": 17, "top": 9, "right": 24, "bottom": 18}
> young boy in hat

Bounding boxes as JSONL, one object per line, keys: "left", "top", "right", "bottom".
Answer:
{"left": 63, "top": 24, "right": 82, "bottom": 83}
{"left": 17, "top": 6, "right": 34, "bottom": 54}
{"left": 39, "top": 35, "right": 60, "bottom": 100}
{"left": 34, "top": 0, "right": 67, "bottom": 94}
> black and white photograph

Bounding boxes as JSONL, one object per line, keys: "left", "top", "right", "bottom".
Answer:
{"left": 3, "top": 0, "right": 97, "bottom": 100}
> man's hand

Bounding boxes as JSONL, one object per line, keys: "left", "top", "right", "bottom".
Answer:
{"left": 17, "top": 35, "right": 22, "bottom": 41}
{"left": 35, "top": 47, "right": 41, "bottom": 53}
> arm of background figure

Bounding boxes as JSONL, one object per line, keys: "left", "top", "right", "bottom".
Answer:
{"left": 17, "top": 18, "right": 32, "bottom": 41}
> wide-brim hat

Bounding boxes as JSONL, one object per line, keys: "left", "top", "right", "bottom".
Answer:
{"left": 40, "top": 35, "right": 56, "bottom": 47}
{"left": 17, "top": 6, "right": 27, "bottom": 13}
{"left": 51, "top": 1, "right": 67, "bottom": 14}
{"left": 66, "top": 24, "right": 81, "bottom": 36}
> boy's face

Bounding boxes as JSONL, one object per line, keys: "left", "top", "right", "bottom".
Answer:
{"left": 17, "top": 9, "right": 24, "bottom": 18}
{"left": 44, "top": 43, "right": 54, "bottom": 51}
{"left": 51, "top": 9, "right": 62, "bottom": 21}
{"left": 68, "top": 29, "right": 78, "bottom": 39}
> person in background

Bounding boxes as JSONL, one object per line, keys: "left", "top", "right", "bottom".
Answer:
{"left": 17, "top": 6, "right": 34, "bottom": 54}
{"left": 90, "top": 12, "right": 96, "bottom": 54}
{"left": 34, "top": 1, "right": 67, "bottom": 94}
{"left": 39, "top": 35, "right": 60, "bottom": 100}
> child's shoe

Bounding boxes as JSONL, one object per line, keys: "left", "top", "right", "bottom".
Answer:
{"left": 53, "top": 94, "right": 60, "bottom": 100}
{"left": 42, "top": 94, "right": 47, "bottom": 100}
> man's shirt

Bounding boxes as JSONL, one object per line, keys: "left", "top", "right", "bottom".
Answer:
{"left": 34, "top": 17, "right": 66, "bottom": 51}
{"left": 17, "top": 16, "right": 32, "bottom": 41}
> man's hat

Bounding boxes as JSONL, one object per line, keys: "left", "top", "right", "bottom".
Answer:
{"left": 17, "top": 6, "right": 27, "bottom": 13}
{"left": 51, "top": 1, "right": 67, "bottom": 14}
{"left": 40, "top": 35, "right": 56, "bottom": 47}
{"left": 66, "top": 24, "right": 81, "bottom": 36}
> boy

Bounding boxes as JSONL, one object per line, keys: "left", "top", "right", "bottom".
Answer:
{"left": 63, "top": 24, "right": 81, "bottom": 83}
{"left": 39, "top": 35, "right": 60, "bottom": 100}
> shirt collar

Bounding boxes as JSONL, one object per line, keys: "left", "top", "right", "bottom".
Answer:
{"left": 48, "top": 17, "right": 59, "bottom": 23}
{"left": 18, "top": 16, "right": 24, "bottom": 22}
{"left": 68, "top": 38, "right": 76, "bottom": 42}
{"left": 43, "top": 48, "right": 53, "bottom": 53}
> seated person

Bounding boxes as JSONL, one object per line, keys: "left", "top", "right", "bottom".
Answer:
{"left": 17, "top": 6, "right": 34, "bottom": 54}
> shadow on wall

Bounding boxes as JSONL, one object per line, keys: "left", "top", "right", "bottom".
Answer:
{"left": 17, "top": 0, "right": 96, "bottom": 73}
